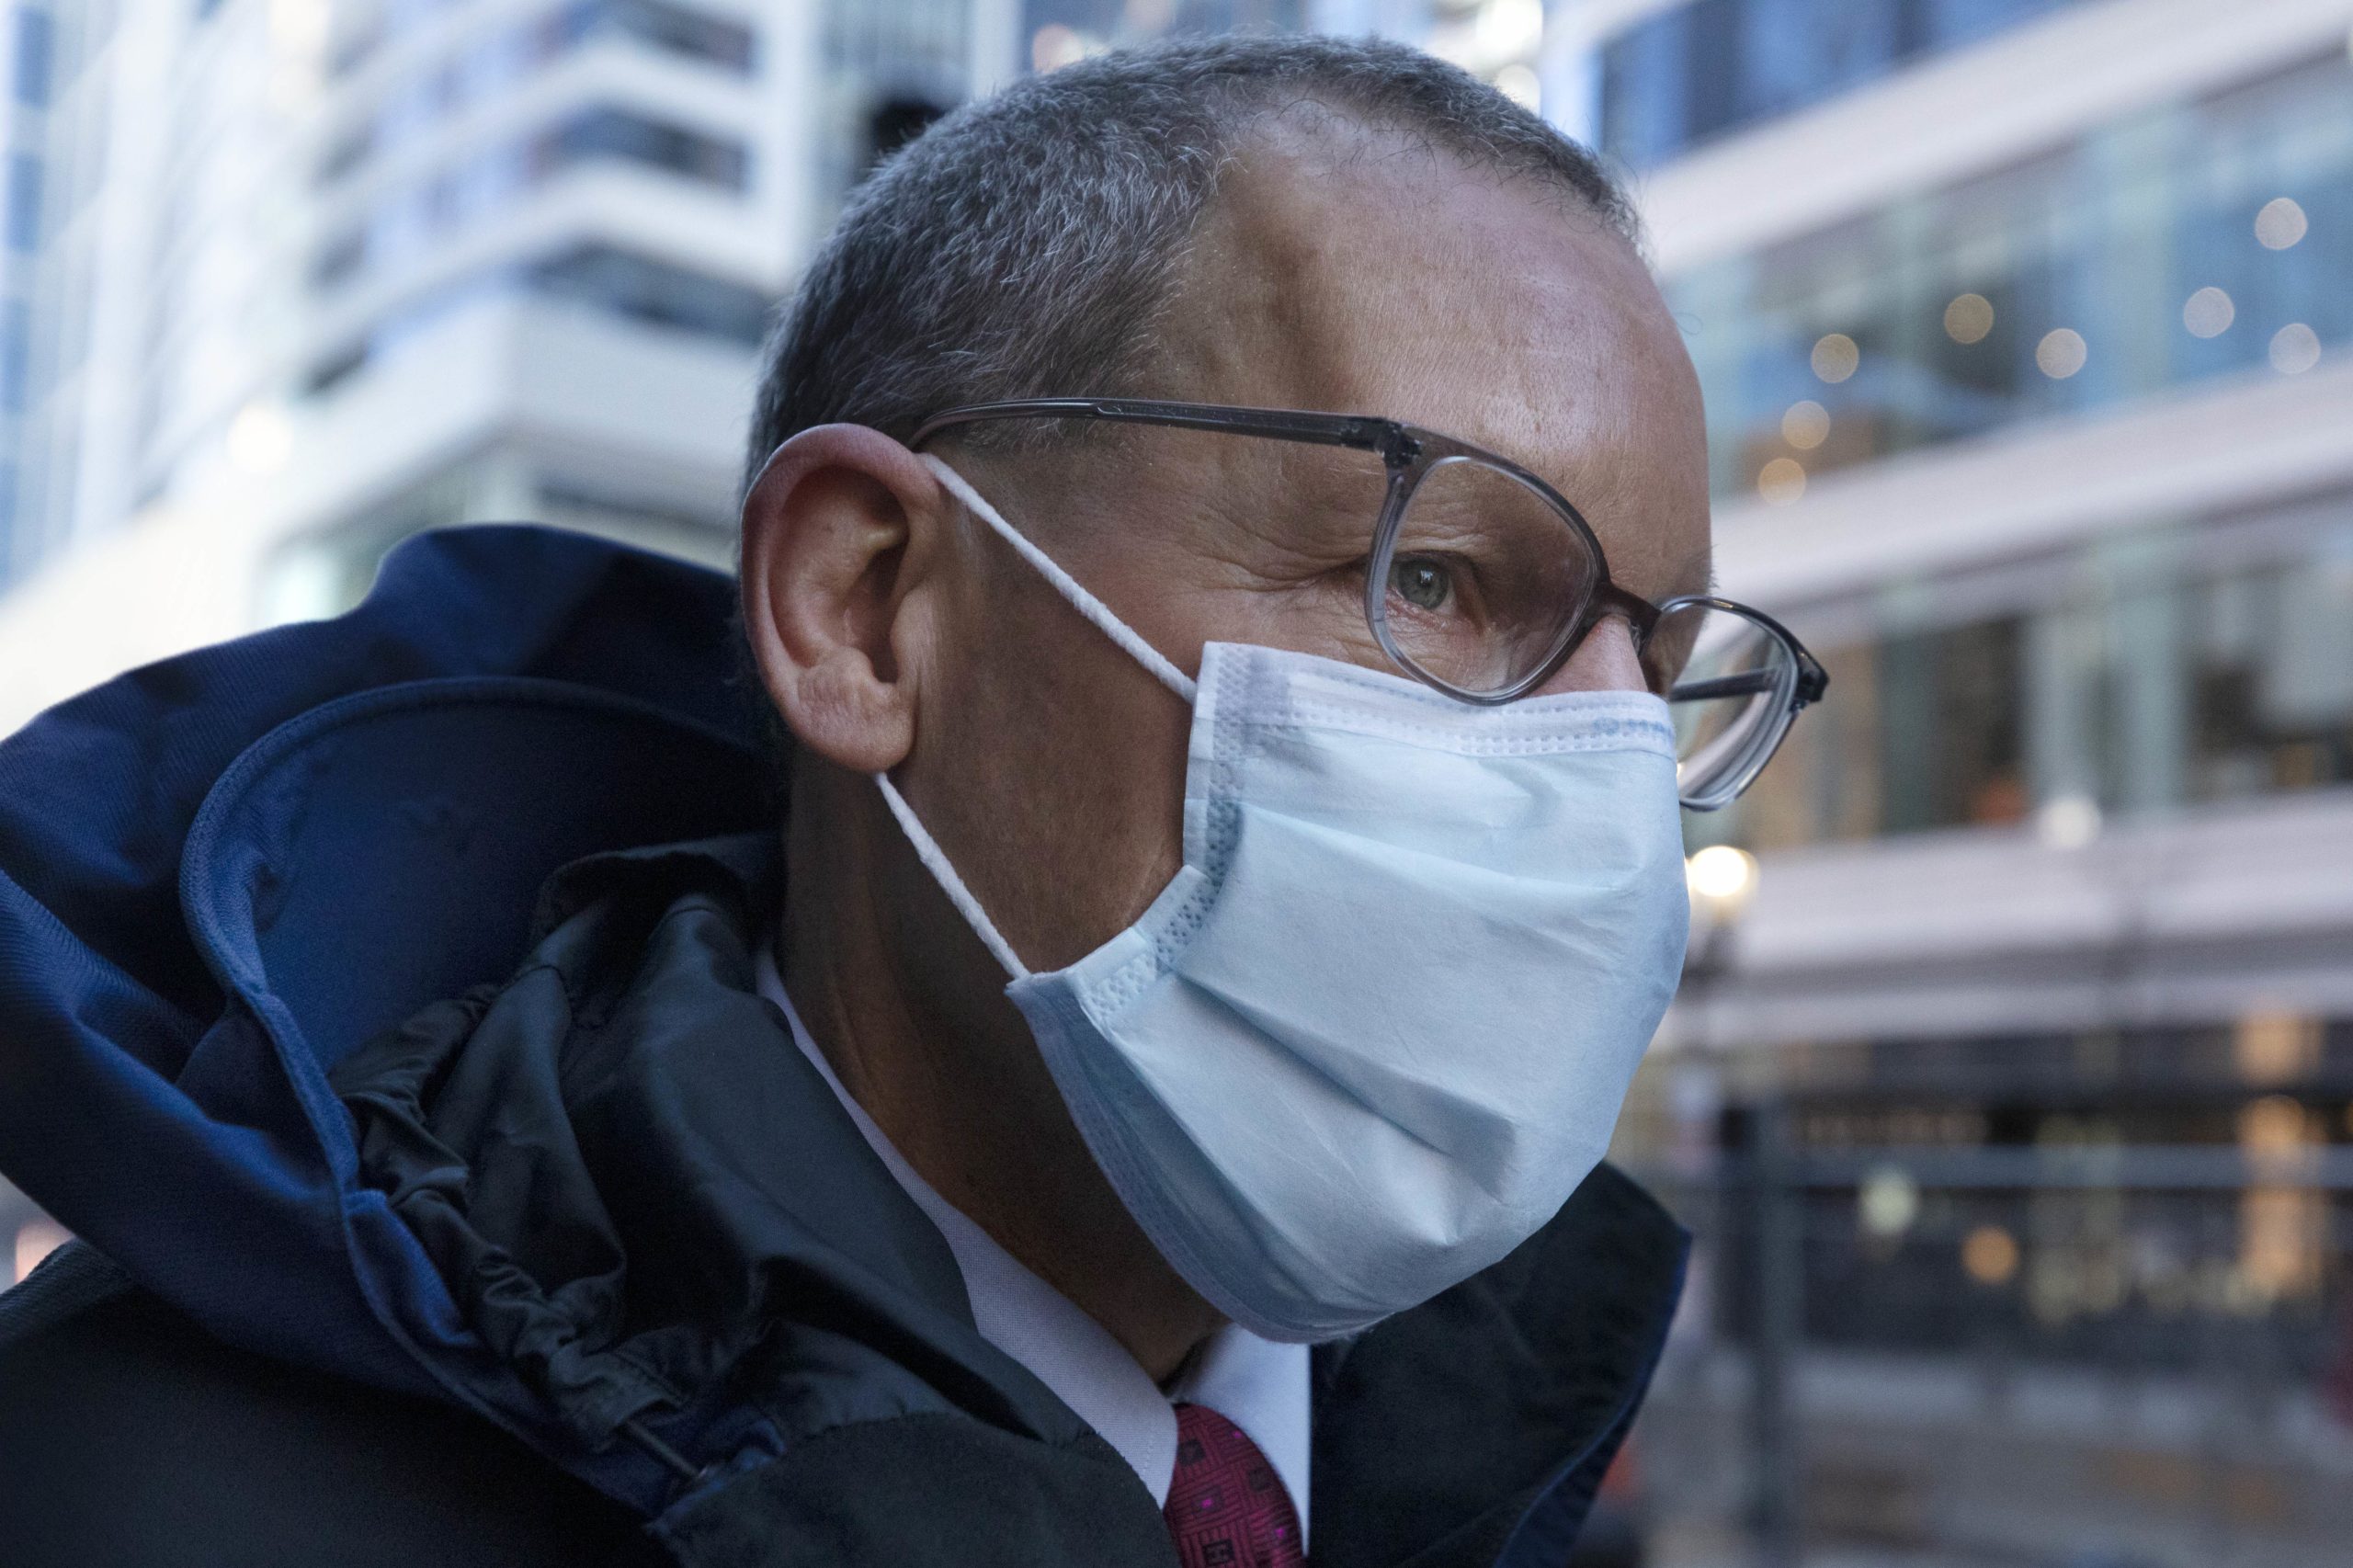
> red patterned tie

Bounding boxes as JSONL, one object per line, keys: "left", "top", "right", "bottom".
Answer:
{"left": 1164, "top": 1401, "right": 1307, "bottom": 1567}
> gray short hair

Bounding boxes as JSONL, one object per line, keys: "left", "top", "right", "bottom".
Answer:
{"left": 739, "top": 33, "right": 1635, "bottom": 497}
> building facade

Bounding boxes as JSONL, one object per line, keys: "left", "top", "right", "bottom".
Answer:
{"left": 1601, "top": 1, "right": 2353, "bottom": 1562}
{"left": 0, "top": 0, "right": 860, "bottom": 728}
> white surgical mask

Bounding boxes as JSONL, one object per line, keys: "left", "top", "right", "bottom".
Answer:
{"left": 877, "top": 455, "right": 1691, "bottom": 1343}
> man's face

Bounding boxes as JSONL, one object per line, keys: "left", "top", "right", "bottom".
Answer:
{"left": 895, "top": 117, "right": 1711, "bottom": 974}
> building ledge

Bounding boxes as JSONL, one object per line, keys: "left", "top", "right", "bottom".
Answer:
{"left": 1670, "top": 786, "right": 2353, "bottom": 1045}
{"left": 1711, "top": 350, "right": 2353, "bottom": 611}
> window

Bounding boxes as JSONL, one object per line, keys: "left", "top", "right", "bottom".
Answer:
{"left": 582, "top": 0, "right": 755, "bottom": 71}
{"left": 305, "top": 247, "right": 771, "bottom": 394}
{"left": 337, "top": 0, "right": 752, "bottom": 83}
{"left": 0, "top": 297, "right": 25, "bottom": 412}
{"left": 1600, "top": 0, "right": 2085, "bottom": 168}
{"left": 1718, "top": 496, "right": 2353, "bottom": 849}
{"left": 313, "top": 108, "right": 743, "bottom": 294}
{"left": 6, "top": 153, "right": 38, "bottom": 251}
{"left": 12, "top": 8, "right": 51, "bottom": 108}
{"left": 538, "top": 108, "right": 747, "bottom": 190}
{"left": 1020, "top": 0, "right": 1303, "bottom": 49}
{"left": 1672, "top": 54, "right": 2353, "bottom": 501}
{"left": 529, "top": 244, "right": 769, "bottom": 341}
{"left": 2185, "top": 542, "right": 2353, "bottom": 801}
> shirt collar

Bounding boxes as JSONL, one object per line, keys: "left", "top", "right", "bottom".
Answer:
{"left": 755, "top": 939, "right": 1310, "bottom": 1537}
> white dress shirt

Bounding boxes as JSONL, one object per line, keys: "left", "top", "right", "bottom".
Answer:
{"left": 755, "top": 942, "right": 1311, "bottom": 1540}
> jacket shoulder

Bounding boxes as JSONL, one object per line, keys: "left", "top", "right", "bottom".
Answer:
{"left": 0, "top": 1279, "right": 667, "bottom": 1568}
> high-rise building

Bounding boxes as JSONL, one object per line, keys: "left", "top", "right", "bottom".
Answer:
{"left": 0, "top": 0, "right": 1008, "bottom": 727}
{"left": 1599, "top": 2, "right": 2353, "bottom": 1562}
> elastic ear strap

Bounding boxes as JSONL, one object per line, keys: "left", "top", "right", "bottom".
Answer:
{"left": 919, "top": 453, "right": 1199, "bottom": 703}
{"left": 873, "top": 771, "right": 1031, "bottom": 981}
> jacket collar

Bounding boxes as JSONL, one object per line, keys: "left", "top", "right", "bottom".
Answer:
{"left": 367, "top": 830, "right": 1688, "bottom": 1566}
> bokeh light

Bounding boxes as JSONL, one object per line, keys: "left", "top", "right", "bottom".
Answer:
{"left": 2036, "top": 794, "right": 2104, "bottom": 849}
{"left": 1810, "top": 332, "right": 1859, "bottom": 383}
{"left": 1685, "top": 844, "right": 1760, "bottom": 909}
{"left": 2254, "top": 196, "right": 2308, "bottom": 250}
{"left": 2181, "top": 286, "right": 2234, "bottom": 338}
{"left": 1780, "top": 400, "right": 1830, "bottom": 449}
{"left": 1962, "top": 1225, "right": 2020, "bottom": 1286}
{"left": 2269, "top": 322, "right": 2321, "bottom": 374}
{"left": 1030, "top": 24, "right": 1095, "bottom": 73}
{"left": 1756, "top": 456, "right": 1807, "bottom": 504}
{"left": 226, "top": 403, "right": 293, "bottom": 476}
{"left": 1492, "top": 63, "right": 1540, "bottom": 111}
{"left": 1859, "top": 1166, "right": 1921, "bottom": 1238}
{"left": 2036, "top": 328, "right": 2087, "bottom": 379}
{"left": 1943, "top": 291, "right": 1995, "bottom": 343}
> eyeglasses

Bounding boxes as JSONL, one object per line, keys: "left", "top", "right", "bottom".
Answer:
{"left": 909, "top": 397, "right": 1827, "bottom": 811}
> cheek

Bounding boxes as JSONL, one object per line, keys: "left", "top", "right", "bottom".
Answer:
{"left": 917, "top": 549, "right": 1193, "bottom": 973}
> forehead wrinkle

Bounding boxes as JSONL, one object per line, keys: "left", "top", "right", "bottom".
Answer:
{"left": 1144, "top": 117, "right": 1706, "bottom": 608}
{"left": 1149, "top": 142, "right": 1365, "bottom": 413}
{"left": 1167, "top": 132, "right": 1665, "bottom": 446}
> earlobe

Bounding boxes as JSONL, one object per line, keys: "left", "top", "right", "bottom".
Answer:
{"left": 739, "top": 425, "right": 944, "bottom": 775}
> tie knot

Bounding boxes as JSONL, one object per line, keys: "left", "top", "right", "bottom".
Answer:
{"left": 1164, "top": 1402, "right": 1305, "bottom": 1567}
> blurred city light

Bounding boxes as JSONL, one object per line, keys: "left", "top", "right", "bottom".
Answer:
{"left": 2256, "top": 194, "right": 2310, "bottom": 249}
{"left": 2034, "top": 792, "right": 2103, "bottom": 849}
{"left": 1961, "top": 1224, "right": 2020, "bottom": 1287}
{"left": 2034, "top": 326, "right": 2087, "bottom": 379}
{"left": 225, "top": 403, "right": 294, "bottom": 477}
{"left": 1942, "top": 290, "right": 1995, "bottom": 344}
{"left": 1755, "top": 455, "right": 1804, "bottom": 505}
{"left": 1857, "top": 1165, "right": 1919, "bottom": 1239}
{"left": 1779, "top": 399, "right": 1829, "bottom": 450}
{"left": 1684, "top": 843, "right": 1758, "bottom": 922}
{"left": 1808, "top": 331, "right": 1859, "bottom": 383}
{"left": 2181, "top": 284, "right": 2235, "bottom": 337}
{"left": 2271, "top": 320, "right": 2323, "bottom": 373}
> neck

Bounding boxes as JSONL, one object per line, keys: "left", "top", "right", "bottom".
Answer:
{"left": 776, "top": 774, "right": 1224, "bottom": 1384}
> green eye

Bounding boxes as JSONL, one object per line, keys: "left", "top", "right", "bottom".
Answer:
{"left": 1390, "top": 556, "right": 1452, "bottom": 613}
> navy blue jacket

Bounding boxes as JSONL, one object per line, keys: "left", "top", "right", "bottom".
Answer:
{"left": 0, "top": 526, "right": 1685, "bottom": 1566}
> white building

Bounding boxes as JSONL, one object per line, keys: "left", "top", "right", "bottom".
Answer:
{"left": 0, "top": 0, "right": 981, "bottom": 728}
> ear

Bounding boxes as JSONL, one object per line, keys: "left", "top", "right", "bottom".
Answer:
{"left": 739, "top": 425, "right": 948, "bottom": 774}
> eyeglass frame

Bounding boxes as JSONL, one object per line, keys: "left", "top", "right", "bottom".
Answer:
{"left": 907, "top": 396, "right": 1828, "bottom": 793}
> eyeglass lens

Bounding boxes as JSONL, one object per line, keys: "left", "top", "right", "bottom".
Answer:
{"left": 1381, "top": 457, "right": 1600, "bottom": 695}
{"left": 1653, "top": 600, "right": 1801, "bottom": 809}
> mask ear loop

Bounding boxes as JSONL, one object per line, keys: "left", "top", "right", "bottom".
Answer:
{"left": 870, "top": 456, "right": 1199, "bottom": 983}
{"left": 919, "top": 454, "right": 1198, "bottom": 703}
{"left": 873, "top": 770, "right": 1031, "bottom": 980}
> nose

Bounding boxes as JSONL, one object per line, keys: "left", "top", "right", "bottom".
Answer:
{"left": 1529, "top": 615, "right": 1646, "bottom": 699}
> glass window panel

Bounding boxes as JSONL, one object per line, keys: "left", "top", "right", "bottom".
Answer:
{"left": 1599, "top": 0, "right": 2090, "bottom": 167}
{"left": 1671, "top": 54, "right": 2353, "bottom": 499}
{"left": 0, "top": 297, "right": 24, "bottom": 413}
{"left": 13, "top": 8, "right": 51, "bottom": 108}
{"left": 6, "top": 153, "right": 38, "bottom": 252}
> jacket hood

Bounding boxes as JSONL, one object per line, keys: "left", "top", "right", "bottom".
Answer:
{"left": 0, "top": 527, "right": 777, "bottom": 1457}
